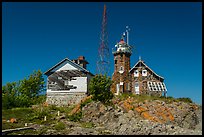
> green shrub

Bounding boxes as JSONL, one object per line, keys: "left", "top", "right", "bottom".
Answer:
{"left": 67, "top": 112, "right": 82, "bottom": 122}
{"left": 48, "top": 105, "right": 58, "bottom": 111}
{"left": 55, "top": 122, "right": 66, "bottom": 130}
{"left": 177, "top": 97, "right": 193, "bottom": 103}
{"left": 28, "top": 107, "right": 50, "bottom": 121}
{"left": 88, "top": 74, "right": 113, "bottom": 104}
{"left": 80, "top": 98, "right": 93, "bottom": 109}
{"left": 32, "top": 95, "right": 46, "bottom": 105}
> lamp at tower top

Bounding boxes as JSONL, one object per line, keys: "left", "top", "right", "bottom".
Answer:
{"left": 112, "top": 26, "right": 132, "bottom": 56}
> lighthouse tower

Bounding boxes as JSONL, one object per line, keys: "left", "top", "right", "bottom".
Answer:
{"left": 111, "top": 26, "right": 132, "bottom": 95}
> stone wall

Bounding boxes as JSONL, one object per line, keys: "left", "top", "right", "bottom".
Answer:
{"left": 46, "top": 92, "right": 87, "bottom": 106}
{"left": 130, "top": 66, "right": 163, "bottom": 96}
{"left": 112, "top": 53, "right": 131, "bottom": 93}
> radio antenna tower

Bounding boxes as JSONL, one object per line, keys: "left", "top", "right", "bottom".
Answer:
{"left": 96, "top": 4, "right": 110, "bottom": 75}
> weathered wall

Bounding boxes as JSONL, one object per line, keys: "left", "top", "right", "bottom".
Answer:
{"left": 47, "top": 75, "right": 87, "bottom": 92}
{"left": 111, "top": 53, "right": 131, "bottom": 94}
{"left": 130, "top": 66, "right": 163, "bottom": 96}
{"left": 46, "top": 92, "right": 87, "bottom": 106}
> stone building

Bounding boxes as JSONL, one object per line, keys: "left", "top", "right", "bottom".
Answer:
{"left": 44, "top": 56, "right": 94, "bottom": 106}
{"left": 111, "top": 34, "right": 167, "bottom": 97}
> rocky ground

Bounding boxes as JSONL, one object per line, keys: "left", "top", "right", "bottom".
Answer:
{"left": 36, "top": 97, "right": 202, "bottom": 135}
{"left": 4, "top": 96, "right": 202, "bottom": 135}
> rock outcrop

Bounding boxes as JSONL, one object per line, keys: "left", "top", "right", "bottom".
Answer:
{"left": 35, "top": 96, "right": 202, "bottom": 135}
{"left": 73, "top": 98, "right": 202, "bottom": 135}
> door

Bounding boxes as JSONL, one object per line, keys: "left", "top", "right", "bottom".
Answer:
{"left": 116, "top": 84, "right": 120, "bottom": 95}
{"left": 135, "top": 82, "right": 140, "bottom": 94}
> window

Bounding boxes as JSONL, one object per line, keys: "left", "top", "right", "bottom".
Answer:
{"left": 126, "top": 83, "right": 130, "bottom": 90}
{"left": 147, "top": 81, "right": 167, "bottom": 92}
{"left": 116, "top": 84, "right": 120, "bottom": 95}
{"left": 64, "top": 80, "right": 69, "bottom": 86}
{"left": 142, "top": 69, "right": 147, "bottom": 76}
{"left": 134, "top": 70, "right": 139, "bottom": 77}
{"left": 119, "top": 66, "right": 124, "bottom": 73}
{"left": 135, "top": 82, "right": 139, "bottom": 94}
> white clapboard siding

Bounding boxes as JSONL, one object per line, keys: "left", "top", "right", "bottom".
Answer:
{"left": 47, "top": 77, "right": 87, "bottom": 93}
{"left": 69, "top": 77, "right": 87, "bottom": 92}
{"left": 51, "top": 61, "right": 78, "bottom": 72}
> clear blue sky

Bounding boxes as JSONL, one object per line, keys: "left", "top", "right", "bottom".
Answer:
{"left": 2, "top": 2, "right": 202, "bottom": 104}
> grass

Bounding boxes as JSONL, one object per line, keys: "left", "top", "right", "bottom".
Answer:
{"left": 67, "top": 111, "right": 82, "bottom": 122}
{"left": 80, "top": 98, "right": 93, "bottom": 109}
{"left": 117, "top": 93, "right": 160, "bottom": 102}
{"left": 2, "top": 107, "right": 34, "bottom": 130}
{"left": 81, "top": 122, "right": 95, "bottom": 128}
{"left": 54, "top": 122, "right": 66, "bottom": 130}
{"left": 116, "top": 93, "right": 192, "bottom": 104}
{"left": 2, "top": 104, "right": 76, "bottom": 134}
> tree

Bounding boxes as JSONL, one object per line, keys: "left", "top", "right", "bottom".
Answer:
{"left": 88, "top": 74, "right": 113, "bottom": 104}
{"left": 2, "top": 82, "right": 19, "bottom": 109}
{"left": 2, "top": 70, "right": 45, "bottom": 109}
{"left": 18, "top": 70, "right": 45, "bottom": 98}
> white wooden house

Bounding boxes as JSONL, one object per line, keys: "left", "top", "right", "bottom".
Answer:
{"left": 44, "top": 56, "right": 94, "bottom": 106}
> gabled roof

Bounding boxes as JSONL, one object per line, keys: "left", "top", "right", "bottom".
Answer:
{"left": 44, "top": 58, "right": 94, "bottom": 76}
{"left": 129, "top": 60, "right": 164, "bottom": 80}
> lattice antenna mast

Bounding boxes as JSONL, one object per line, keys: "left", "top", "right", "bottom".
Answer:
{"left": 126, "top": 26, "right": 130, "bottom": 45}
{"left": 96, "top": 4, "right": 110, "bottom": 75}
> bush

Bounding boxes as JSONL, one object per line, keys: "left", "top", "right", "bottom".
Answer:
{"left": 67, "top": 112, "right": 82, "bottom": 122}
{"left": 28, "top": 106, "right": 50, "bottom": 121}
{"left": 32, "top": 95, "right": 46, "bottom": 105}
{"left": 177, "top": 97, "right": 193, "bottom": 103}
{"left": 88, "top": 74, "right": 113, "bottom": 104}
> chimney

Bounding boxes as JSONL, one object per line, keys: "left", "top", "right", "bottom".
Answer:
{"left": 74, "top": 56, "right": 89, "bottom": 69}
{"left": 78, "top": 56, "right": 85, "bottom": 61}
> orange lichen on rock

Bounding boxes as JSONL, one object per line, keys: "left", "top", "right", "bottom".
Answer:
{"left": 69, "top": 104, "right": 81, "bottom": 116}
{"left": 167, "top": 111, "right": 174, "bottom": 121}
{"left": 158, "top": 112, "right": 168, "bottom": 121}
{"left": 141, "top": 111, "right": 163, "bottom": 123}
{"left": 43, "top": 102, "right": 48, "bottom": 107}
{"left": 135, "top": 106, "right": 147, "bottom": 113}
{"left": 123, "top": 101, "right": 134, "bottom": 111}
{"left": 10, "top": 118, "right": 17, "bottom": 123}
{"left": 142, "top": 111, "right": 153, "bottom": 120}
{"left": 155, "top": 108, "right": 174, "bottom": 123}
{"left": 162, "top": 108, "right": 174, "bottom": 121}
{"left": 191, "top": 105, "right": 198, "bottom": 110}
{"left": 81, "top": 95, "right": 92, "bottom": 103}
{"left": 134, "top": 103, "right": 175, "bottom": 124}
{"left": 121, "top": 98, "right": 135, "bottom": 112}
{"left": 152, "top": 116, "right": 163, "bottom": 123}
{"left": 69, "top": 95, "right": 93, "bottom": 115}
